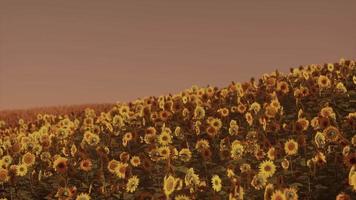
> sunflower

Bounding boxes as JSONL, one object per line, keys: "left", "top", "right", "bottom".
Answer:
{"left": 211, "top": 174, "right": 222, "bottom": 192}
{"left": 245, "top": 112, "right": 253, "bottom": 126}
{"left": 323, "top": 126, "right": 340, "bottom": 142}
{"left": 209, "top": 118, "right": 222, "bottom": 130}
{"left": 179, "top": 148, "right": 192, "bottom": 162}
{"left": 80, "top": 159, "right": 92, "bottom": 172}
{"left": 158, "top": 146, "right": 171, "bottom": 160}
{"left": 249, "top": 102, "right": 261, "bottom": 113}
{"left": 317, "top": 75, "right": 331, "bottom": 88}
{"left": 267, "top": 147, "right": 276, "bottom": 160}
{"left": 76, "top": 193, "right": 91, "bottom": 200}
{"left": 206, "top": 126, "right": 218, "bottom": 137}
{"left": 107, "top": 159, "right": 119, "bottom": 174}
{"left": 130, "top": 156, "right": 141, "bottom": 167}
{"left": 271, "top": 190, "right": 286, "bottom": 200}
{"left": 115, "top": 162, "right": 128, "bottom": 179}
{"left": 194, "top": 106, "right": 205, "bottom": 119}
{"left": 265, "top": 105, "right": 278, "bottom": 118}
{"left": 312, "top": 152, "right": 327, "bottom": 165}
{"left": 284, "top": 139, "right": 298, "bottom": 156}
{"left": 349, "top": 172, "right": 356, "bottom": 191}
{"left": 251, "top": 173, "right": 267, "bottom": 190}
{"left": 336, "top": 82, "right": 347, "bottom": 93}
{"left": 240, "top": 163, "right": 251, "bottom": 173}
{"left": 53, "top": 156, "right": 68, "bottom": 173}
{"left": 185, "top": 168, "right": 200, "bottom": 187}
{"left": 230, "top": 142, "right": 244, "bottom": 160}
{"left": 264, "top": 184, "right": 274, "bottom": 200}
{"left": 259, "top": 160, "right": 276, "bottom": 178}
{"left": 277, "top": 81, "right": 289, "bottom": 94}
{"left": 237, "top": 104, "right": 247, "bottom": 113}
{"left": 336, "top": 192, "right": 350, "bottom": 200}
{"left": 281, "top": 158, "right": 290, "bottom": 170}
{"left": 123, "top": 132, "right": 133, "bottom": 142}
{"left": 195, "top": 139, "right": 210, "bottom": 152}
{"left": 16, "top": 164, "right": 28, "bottom": 176}
{"left": 0, "top": 169, "right": 9, "bottom": 183}
{"left": 159, "top": 110, "right": 171, "bottom": 121}
{"left": 2, "top": 155, "right": 12, "bottom": 166}
{"left": 158, "top": 130, "right": 172, "bottom": 146}
{"left": 126, "top": 175, "right": 140, "bottom": 193}
{"left": 327, "top": 63, "right": 334, "bottom": 71}
{"left": 175, "top": 194, "right": 190, "bottom": 200}
{"left": 314, "top": 131, "right": 326, "bottom": 148}
{"left": 163, "top": 175, "right": 176, "bottom": 198}
{"left": 22, "top": 152, "right": 36, "bottom": 166}
{"left": 218, "top": 108, "right": 230, "bottom": 117}
{"left": 284, "top": 187, "right": 298, "bottom": 200}
{"left": 320, "top": 106, "right": 335, "bottom": 119}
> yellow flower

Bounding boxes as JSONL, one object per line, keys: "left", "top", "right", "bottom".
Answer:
{"left": 267, "top": 147, "right": 276, "bottom": 160}
{"left": 264, "top": 184, "right": 274, "bottom": 200}
{"left": 284, "top": 139, "right": 298, "bottom": 156}
{"left": 163, "top": 175, "right": 176, "bottom": 198}
{"left": 115, "top": 162, "right": 128, "bottom": 179}
{"left": 130, "top": 156, "right": 141, "bottom": 167}
{"left": 277, "top": 81, "right": 289, "bottom": 94}
{"left": 107, "top": 159, "right": 119, "bottom": 174}
{"left": 195, "top": 139, "right": 210, "bottom": 152}
{"left": 251, "top": 173, "right": 266, "bottom": 190}
{"left": 336, "top": 82, "right": 347, "bottom": 93}
{"left": 209, "top": 118, "right": 222, "bottom": 130}
{"left": 218, "top": 108, "right": 230, "bottom": 117}
{"left": 314, "top": 131, "right": 325, "bottom": 148}
{"left": 80, "top": 159, "right": 92, "bottom": 172}
{"left": 327, "top": 63, "right": 334, "bottom": 72}
{"left": 158, "top": 129, "right": 172, "bottom": 146}
{"left": 317, "top": 75, "right": 331, "bottom": 88}
{"left": 76, "top": 193, "right": 91, "bottom": 200}
{"left": 249, "top": 102, "right": 261, "bottom": 113}
{"left": 323, "top": 126, "right": 340, "bottom": 142}
{"left": 179, "top": 148, "right": 192, "bottom": 162}
{"left": 16, "top": 164, "right": 28, "bottom": 176}
{"left": 22, "top": 152, "right": 36, "bottom": 166}
{"left": 230, "top": 141, "right": 244, "bottom": 160}
{"left": 53, "top": 156, "right": 68, "bottom": 173}
{"left": 281, "top": 158, "right": 289, "bottom": 170}
{"left": 245, "top": 112, "right": 253, "bottom": 126}
{"left": 175, "top": 194, "right": 190, "bottom": 200}
{"left": 211, "top": 174, "right": 222, "bottom": 192}
{"left": 259, "top": 160, "right": 276, "bottom": 178}
{"left": 185, "top": 168, "right": 200, "bottom": 187}
{"left": 158, "top": 146, "right": 171, "bottom": 160}
{"left": 271, "top": 190, "right": 286, "bottom": 200}
{"left": 284, "top": 187, "right": 298, "bottom": 200}
{"left": 0, "top": 169, "right": 9, "bottom": 183}
{"left": 126, "top": 175, "right": 140, "bottom": 193}
{"left": 240, "top": 163, "right": 251, "bottom": 173}
{"left": 194, "top": 106, "right": 205, "bottom": 119}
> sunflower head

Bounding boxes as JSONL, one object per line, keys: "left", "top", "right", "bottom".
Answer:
{"left": 284, "top": 139, "right": 298, "bottom": 156}
{"left": 259, "top": 160, "right": 276, "bottom": 178}
{"left": 211, "top": 174, "right": 222, "bottom": 192}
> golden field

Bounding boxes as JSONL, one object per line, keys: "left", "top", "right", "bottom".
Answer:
{"left": 0, "top": 59, "right": 355, "bottom": 200}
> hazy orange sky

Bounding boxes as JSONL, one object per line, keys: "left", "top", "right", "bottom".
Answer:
{"left": 0, "top": 0, "right": 355, "bottom": 110}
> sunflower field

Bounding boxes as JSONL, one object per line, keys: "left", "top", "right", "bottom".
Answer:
{"left": 0, "top": 58, "right": 355, "bottom": 200}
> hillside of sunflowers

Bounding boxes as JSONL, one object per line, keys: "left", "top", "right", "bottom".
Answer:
{"left": 0, "top": 58, "right": 355, "bottom": 200}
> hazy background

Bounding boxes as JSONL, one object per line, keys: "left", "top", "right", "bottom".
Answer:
{"left": 1, "top": 0, "right": 355, "bottom": 110}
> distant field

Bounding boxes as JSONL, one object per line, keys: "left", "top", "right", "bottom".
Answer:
{"left": 0, "top": 103, "right": 114, "bottom": 127}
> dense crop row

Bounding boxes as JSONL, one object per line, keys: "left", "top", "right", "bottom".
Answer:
{"left": 0, "top": 59, "right": 355, "bottom": 200}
